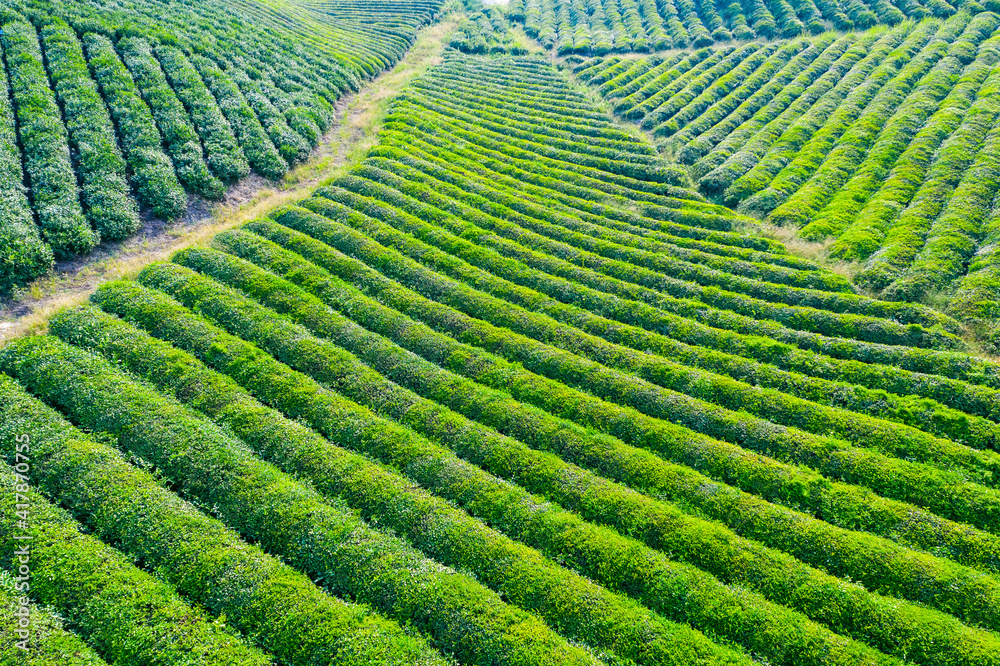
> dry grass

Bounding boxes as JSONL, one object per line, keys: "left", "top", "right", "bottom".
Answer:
{"left": 757, "top": 222, "right": 862, "bottom": 280}
{"left": 0, "top": 18, "right": 458, "bottom": 346}
{"left": 510, "top": 25, "right": 547, "bottom": 55}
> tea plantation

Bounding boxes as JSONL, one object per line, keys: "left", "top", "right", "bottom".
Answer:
{"left": 6, "top": 1, "right": 1000, "bottom": 665}
{"left": 0, "top": 0, "right": 444, "bottom": 290}
{"left": 510, "top": 0, "right": 995, "bottom": 52}
{"left": 575, "top": 12, "right": 1000, "bottom": 330}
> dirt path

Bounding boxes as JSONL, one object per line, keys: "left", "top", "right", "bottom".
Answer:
{"left": 0, "top": 17, "right": 457, "bottom": 344}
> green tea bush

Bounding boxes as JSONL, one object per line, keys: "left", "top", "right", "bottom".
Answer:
{"left": 653, "top": 41, "right": 799, "bottom": 139}
{"left": 0, "top": 27, "right": 52, "bottom": 292}
{"left": 118, "top": 37, "right": 224, "bottom": 198}
{"left": 1, "top": 19, "right": 97, "bottom": 257}
{"left": 331, "top": 167, "right": 960, "bottom": 348}
{"left": 171, "top": 234, "right": 1000, "bottom": 664}
{"left": 886, "top": 80, "right": 1000, "bottom": 300}
{"left": 56, "top": 297, "right": 839, "bottom": 666}
{"left": 450, "top": 8, "right": 527, "bottom": 54}
{"left": 828, "top": 39, "right": 996, "bottom": 261}
{"left": 642, "top": 44, "right": 771, "bottom": 133}
{"left": 154, "top": 45, "right": 249, "bottom": 183}
{"left": 698, "top": 28, "right": 892, "bottom": 193}
{"left": 130, "top": 261, "right": 769, "bottom": 666}
{"left": 621, "top": 48, "right": 730, "bottom": 119}
{"left": 83, "top": 33, "right": 186, "bottom": 220}
{"left": 280, "top": 178, "right": 999, "bottom": 451}
{"left": 287, "top": 198, "right": 1000, "bottom": 537}
{"left": 40, "top": 19, "right": 140, "bottom": 241}
{"left": 192, "top": 55, "right": 287, "bottom": 179}
{"left": 0, "top": 571, "right": 108, "bottom": 665}
{"left": 803, "top": 49, "right": 972, "bottom": 245}
{"left": 225, "top": 63, "right": 311, "bottom": 164}
{"left": 327, "top": 165, "right": 997, "bottom": 392}
{"left": 770, "top": 15, "right": 977, "bottom": 232}
{"left": 0, "top": 381, "right": 279, "bottom": 665}
{"left": 858, "top": 64, "right": 1000, "bottom": 293}
{"left": 0, "top": 336, "right": 598, "bottom": 666}
{"left": 245, "top": 211, "right": 1000, "bottom": 636}
{"left": 729, "top": 22, "right": 937, "bottom": 210}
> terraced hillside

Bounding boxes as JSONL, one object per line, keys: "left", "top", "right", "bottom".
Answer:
{"left": 0, "top": 0, "right": 444, "bottom": 292}
{"left": 450, "top": 6, "right": 529, "bottom": 53}
{"left": 8, "top": 49, "right": 1000, "bottom": 666}
{"left": 509, "top": 0, "right": 992, "bottom": 54}
{"left": 574, "top": 13, "right": 1000, "bottom": 325}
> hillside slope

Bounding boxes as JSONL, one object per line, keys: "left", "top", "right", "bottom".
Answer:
{"left": 0, "top": 0, "right": 445, "bottom": 291}
{"left": 8, "top": 47, "right": 1000, "bottom": 666}
{"left": 509, "top": 0, "right": 995, "bottom": 53}
{"left": 573, "top": 12, "right": 1000, "bottom": 333}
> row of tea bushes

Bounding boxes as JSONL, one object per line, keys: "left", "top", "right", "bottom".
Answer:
{"left": 0, "top": 23, "right": 51, "bottom": 291}
{"left": 63, "top": 278, "right": 882, "bottom": 666}
{"left": 510, "top": 0, "right": 981, "bottom": 53}
{"left": 450, "top": 7, "right": 528, "bottom": 54}
{"left": 39, "top": 19, "right": 140, "bottom": 241}
{"left": 0, "top": 372, "right": 403, "bottom": 666}
{"left": 1, "top": 18, "right": 96, "bottom": 259}
{"left": 577, "top": 14, "right": 1000, "bottom": 317}
{"left": 13, "top": 47, "right": 1000, "bottom": 666}
{"left": 0, "top": 0, "right": 447, "bottom": 292}
{"left": 0, "top": 335, "right": 594, "bottom": 666}
{"left": 0, "top": 570, "right": 107, "bottom": 666}
{"left": 173, "top": 230, "right": 1000, "bottom": 661}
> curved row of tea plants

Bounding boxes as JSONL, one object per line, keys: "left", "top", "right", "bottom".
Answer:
{"left": 576, "top": 13, "right": 1000, "bottom": 328}
{"left": 0, "top": 334, "right": 606, "bottom": 666}
{"left": 9, "top": 48, "right": 1000, "bottom": 666}
{"left": 512, "top": 0, "right": 993, "bottom": 54}
{"left": 450, "top": 7, "right": 528, "bottom": 54}
{"left": 62, "top": 275, "right": 910, "bottom": 666}
{"left": 0, "top": 0, "right": 447, "bottom": 293}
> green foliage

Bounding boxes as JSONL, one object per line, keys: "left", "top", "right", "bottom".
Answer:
{"left": 830, "top": 33, "right": 999, "bottom": 262}
{"left": 642, "top": 44, "right": 773, "bottom": 133}
{"left": 693, "top": 31, "right": 870, "bottom": 181}
{"left": 0, "top": 0, "right": 444, "bottom": 285}
{"left": 254, "top": 207, "right": 1000, "bottom": 643}
{"left": 0, "top": 335, "right": 589, "bottom": 666}
{"left": 583, "top": 14, "right": 1000, "bottom": 324}
{"left": 192, "top": 55, "right": 287, "bottom": 179}
{"left": 886, "top": 65, "right": 1000, "bottom": 300}
{"left": 40, "top": 19, "right": 140, "bottom": 240}
{"left": 808, "top": 23, "right": 1000, "bottom": 254}
{"left": 619, "top": 48, "right": 726, "bottom": 119}
{"left": 334, "top": 158, "right": 960, "bottom": 348}
{"left": 858, "top": 56, "right": 1000, "bottom": 294}
{"left": 0, "top": 571, "right": 108, "bottom": 665}
{"left": 651, "top": 41, "right": 798, "bottom": 139}
{"left": 154, "top": 45, "right": 249, "bottom": 183}
{"left": 450, "top": 8, "right": 527, "bottom": 54}
{"left": 0, "top": 382, "right": 275, "bottom": 665}
{"left": 118, "top": 37, "right": 225, "bottom": 199}
{"left": 314, "top": 174, "right": 999, "bottom": 448}
{"left": 730, "top": 21, "right": 938, "bottom": 210}
{"left": 65, "top": 286, "right": 763, "bottom": 666}
{"left": 1, "top": 18, "right": 97, "bottom": 258}
{"left": 772, "top": 14, "right": 982, "bottom": 235}
{"left": 225, "top": 62, "right": 311, "bottom": 164}
{"left": 674, "top": 37, "right": 838, "bottom": 163}
{"left": 0, "top": 21, "right": 52, "bottom": 291}
{"left": 8, "top": 24, "right": 1000, "bottom": 666}
{"left": 83, "top": 32, "right": 186, "bottom": 220}
{"left": 182, "top": 234, "right": 1000, "bottom": 664}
